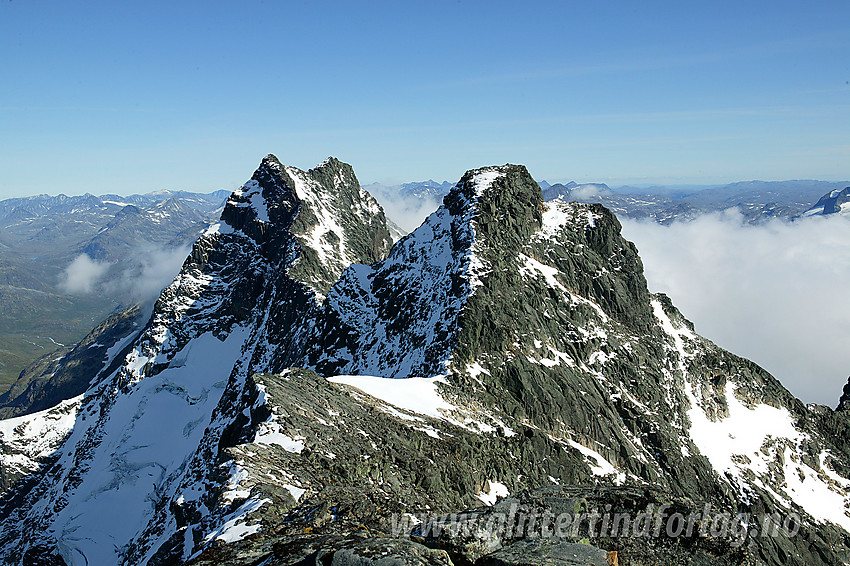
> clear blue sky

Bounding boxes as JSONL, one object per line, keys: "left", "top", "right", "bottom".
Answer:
{"left": 1, "top": 0, "right": 848, "bottom": 197}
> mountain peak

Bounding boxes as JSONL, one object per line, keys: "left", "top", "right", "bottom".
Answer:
{"left": 259, "top": 153, "right": 283, "bottom": 169}
{"left": 837, "top": 376, "right": 850, "bottom": 410}
{"left": 801, "top": 186, "right": 850, "bottom": 217}
{"left": 115, "top": 203, "right": 142, "bottom": 217}
{"left": 446, "top": 164, "right": 544, "bottom": 247}
{"left": 449, "top": 164, "right": 540, "bottom": 203}
{"left": 219, "top": 157, "right": 296, "bottom": 241}
{"left": 218, "top": 155, "right": 392, "bottom": 294}
{"left": 315, "top": 155, "right": 343, "bottom": 169}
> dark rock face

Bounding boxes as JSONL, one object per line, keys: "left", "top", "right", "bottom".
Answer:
{"left": 325, "top": 538, "right": 454, "bottom": 566}
{"left": 803, "top": 187, "right": 850, "bottom": 216}
{"left": 2, "top": 158, "right": 850, "bottom": 566}
{"left": 837, "top": 377, "right": 850, "bottom": 411}
{"left": 477, "top": 540, "right": 610, "bottom": 566}
{"left": 188, "top": 534, "right": 454, "bottom": 566}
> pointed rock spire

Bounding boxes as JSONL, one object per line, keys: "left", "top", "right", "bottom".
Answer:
{"left": 837, "top": 376, "right": 850, "bottom": 410}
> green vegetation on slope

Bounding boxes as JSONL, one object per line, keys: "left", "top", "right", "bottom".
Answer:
{"left": 0, "top": 285, "right": 119, "bottom": 392}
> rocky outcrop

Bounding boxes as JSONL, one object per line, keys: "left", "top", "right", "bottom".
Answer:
{"left": 801, "top": 187, "right": 850, "bottom": 217}
{"left": 837, "top": 377, "right": 850, "bottom": 411}
{"left": 477, "top": 540, "right": 611, "bottom": 566}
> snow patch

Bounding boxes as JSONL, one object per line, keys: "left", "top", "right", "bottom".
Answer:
{"left": 470, "top": 170, "right": 504, "bottom": 197}
{"left": 686, "top": 381, "right": 801, "bottom": 479}
{"left": 229, "top": 179, "right": 270, "bottom": 223}
{"left": 564, "top": 438, "right": 626, "bottom": 484}
{"left": 203, "top": 497, "right": 267, "bottom": 544}
{"left": 476, "top": 480, "right": 509, "bottom": 506}
{"left": 253, "top": 424, "right": 305, "bottom": 453}
{"left": 0, "top": 396, "right": 81, "bottom": 479}
{"left": 536, "top": 200, "right": 601, "bottom": 241}
{"left": 518, "top": 253, "right": 566, "bottom": 292}
{"left": 781, "top": 448, "right": 850, "bottom": 530}
{"left": 328, "top": 375, "right": 454, "bottom": 420}
{"left": 282, "top": 483, "right": 306, "bottom": 502}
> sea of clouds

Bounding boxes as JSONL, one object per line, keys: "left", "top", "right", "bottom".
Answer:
{"left": 620, "top": 211, "right": 850, "bottom": 406}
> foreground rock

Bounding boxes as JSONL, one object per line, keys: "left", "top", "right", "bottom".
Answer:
{"left": 477, "top": 540, "right": 611, "bottom": 566}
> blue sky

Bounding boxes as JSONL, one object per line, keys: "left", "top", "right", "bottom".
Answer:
{"left": 1, "top": 0, "right": 848, "bottom": 197}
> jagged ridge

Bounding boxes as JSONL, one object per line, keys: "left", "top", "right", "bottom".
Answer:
{"left": 0, "top": 156, "right": 393, "bottom": 565}
{"left": 1, "top": 158, "right": 849, "bottom": 566}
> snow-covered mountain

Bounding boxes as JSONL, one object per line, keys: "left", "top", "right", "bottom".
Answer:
{"left": 1, "top": 156, "right": 849, "bottom": 565}
{"left": 0, "top": 155, "right": 393, "bottom": 565}
{"left": 0, "top": 190, "right": 228, "bottom": 222}
{"left": 801, "top": 187, "right": 850, "bottom": 217}
{"left": 540, "top": 181, "right": 577, "bottom": 200}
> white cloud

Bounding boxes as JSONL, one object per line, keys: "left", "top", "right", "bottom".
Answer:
{"left": 620, "top": 211, "right": 850, "bottom": 406}
{"left": 59, "top": 254, "right": 112, "bottom": 294}
{"left": 105, "top": 244, "right": 191, "bottom": 302}
{"left": 570, "top": 184, "right": 608, "bottom": 199}
{"left": 59, "top": 246, "right": 190, "bottom": 304}
{"left": 369, "top": 190, "right": 443, "bottom": 233}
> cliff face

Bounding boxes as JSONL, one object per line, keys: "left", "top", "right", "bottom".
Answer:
{"left": 1, "top": 159, "right": 848, "bottom": 566}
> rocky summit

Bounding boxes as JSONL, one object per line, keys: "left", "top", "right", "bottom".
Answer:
{"left": 802, "top": 186, "right": 850, "bottom": 217}
{"left": 1, "top": 156, "right": 849, "bottom": 566}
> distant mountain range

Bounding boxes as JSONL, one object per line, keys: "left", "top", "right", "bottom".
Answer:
{"left": 371, "top": 178, "right": 850, "bottom": 226}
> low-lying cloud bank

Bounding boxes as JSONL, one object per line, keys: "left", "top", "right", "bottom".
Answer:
{"left": 104, "top": 244, "right": 192, "bottom": 301}
{"left": 371, "top": 192, "right": 444, "bottom": 233}
{"left": 59, "top": 244, "right": 191, "bottom": 304}
{"left": 59, "top": 254, "right": 112, "bottom": 295}
{"left": 620, "top": 211, "right": 850, "bottom": 406}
